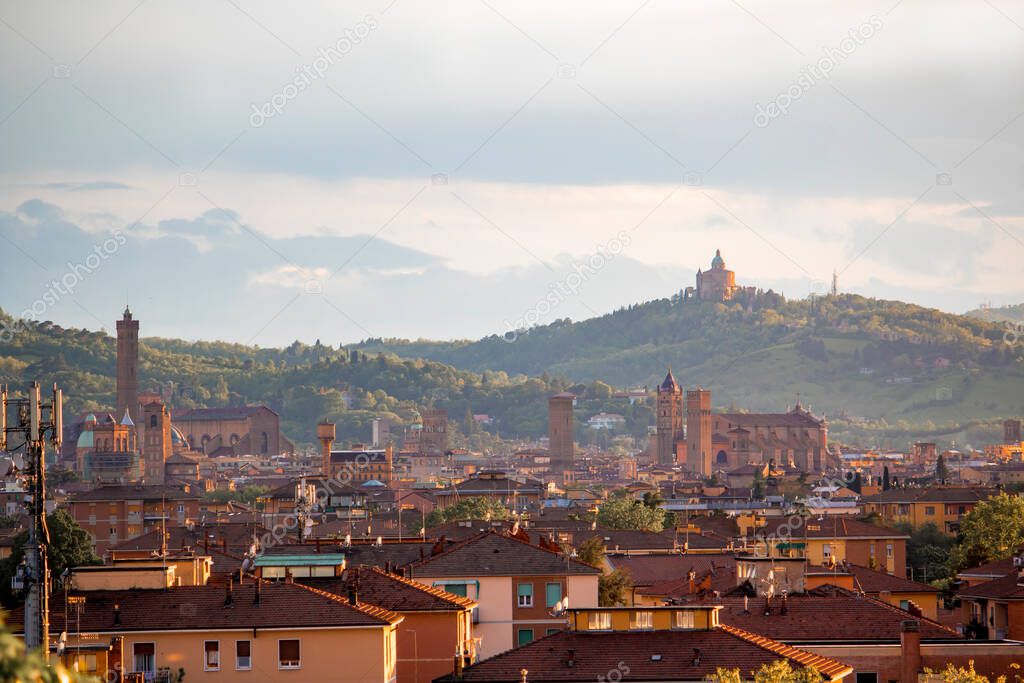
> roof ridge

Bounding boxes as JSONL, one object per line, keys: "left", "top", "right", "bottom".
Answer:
{"left": 718, "top": 623, "right": 852, "bottom": 679}
{"left": 812, "top": 583, "right": 959, "bottom": 635}
{"left": 290, "top": 580, "right": 403, "bottom": 626}
{"left": 366, "top": 565, "right": 477, "bottom": 609}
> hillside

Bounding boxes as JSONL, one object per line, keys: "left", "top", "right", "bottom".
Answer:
{"left": 352, "top": 292, "right": 1024, "bottom": 448}
{"left": 0, "top": 309, "right": 653, "bottom": 450}
{"left": 965, "top": 303, "right": 1024, "bottom": 325}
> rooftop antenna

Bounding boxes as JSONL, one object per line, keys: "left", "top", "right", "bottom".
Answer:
{"left": 3, "top": 382, "right": 62, "bottom": 651}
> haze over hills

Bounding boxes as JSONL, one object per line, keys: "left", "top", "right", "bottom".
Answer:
{"left": 965, "top": 303, "right": 1024, "bottom": 325}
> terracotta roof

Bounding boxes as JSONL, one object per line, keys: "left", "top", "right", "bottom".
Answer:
{"left": 861, "top": 487, "right": 997, "bottom": 504}
{"left": 408, "top": 531, "right": 601, "bottom": 578}
{"left": 437, "top": 627, "right": 851, "bottom": 682}
{"left": 108, "top": 522, "right": 269, "bottom": 554}
{"left": 749, "top": 517, "right": 907, "bottom": 540}
{"left": 69, "top": 484, "right": 201, "bottom": 502}
{"left": 300, "top": 566, "right": 476, "bottom": 612}
{"left": 638, "top": 566, "right": 738, "bottom": 600}
{"left": 719, "top": 411, "right": 824, "bottom": 428}
{"left": 958, "top": 574, "right": 1024, "bottom": 601}
{"left": 843, "top": 564, "right": 939, "bottom": 593}
{"left": 957, "top": 557, "right": 1014, "bottom": 580}
{"left": 606, "top": 554, "right": 737, "bottom": 587}
{"left": 707, "top": 587, "right": 959, "bottom": 641}
{"left": 6, "top": 580, "right": 400, "bottom": 633}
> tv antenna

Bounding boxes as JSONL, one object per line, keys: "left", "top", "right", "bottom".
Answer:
{"left": 2, "top": 382, "right": 63, "bottom": 651}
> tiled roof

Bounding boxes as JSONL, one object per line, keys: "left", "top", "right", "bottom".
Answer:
{"left": 748, "top": 517, "right": 908, "bottom": 540}
{"left": 958, "top": 574, "right": 1024, "bottom": 601}
{"left": 638, "top": 566, "right": 738, "bottom": 600}
{"left": 173, "top": 405, "right": 276, "bottom": 421}
{"left": 69, "top": 484, "right": 201, "bottom": 502}
{"left": 606, "top": 554, "right": 737, "bottom": 587}
{"left": 718, "top": 411, "right": 824, "bottom": 428}
{"left": 957, "top": 557, "right": 1014, "bottom": 580}
{"left": 861, "top": 487, "right": 997, "bottom": 504}
{"left": 6, "top": 580, "right": 400, "bottom": 633}
{"left": 300, "top": 566, "right": 476, "bottom": 612}
{"left": 437, "top": 627, "right": 851, "bottom": 682}
{"left": 108, "top": 522, "right": 268, "bottom": 554}
{"left": 707, "top": 588, "right": 959, "bottom": 641}
{"left": 843, "top": 564, "right": 939, "bottom": 593}
{"left": 408, "top": 531, "right": 601, "bottom": 578}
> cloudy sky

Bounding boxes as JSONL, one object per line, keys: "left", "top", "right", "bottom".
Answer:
{"left": 1, "top": 0, "right": 1022, "bottom": 345}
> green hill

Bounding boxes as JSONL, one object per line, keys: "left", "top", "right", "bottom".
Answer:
{"left": 965, "top": 303, "right": 1024, "bottom": 325}
{"left": 352, "top": 292, "right": 1024, "bottom": 448}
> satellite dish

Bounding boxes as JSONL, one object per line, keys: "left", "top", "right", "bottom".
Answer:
{"left": 56, "top": 631, "right": 67, "bottom": 655}
{"left": 0, "top": 457, "right": 12, "bottom": 477}
{"left": 11, "top": 452, "right": 24, "bottom": 470}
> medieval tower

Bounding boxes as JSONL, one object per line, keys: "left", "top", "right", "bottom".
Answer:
{"left": 656, "top": 370, "right": 683, "bottom": 465}
{"left": 685, "top": 387, "right": 712, "bottom": 476}
{"left": 548, "top": 393, "right": 575, "bottom": 471}
{"left": 116, "top": 306, "right": 140, "bottom": 424}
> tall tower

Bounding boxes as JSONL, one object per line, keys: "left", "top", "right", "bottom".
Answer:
{"left": 419, "top": 408, "right": 448, "bottom": 456}
{"left": 140, "top": 398, "right": 171, "bottom": 484}
{"left": 548, "top": 393, "right": 575, "bottom": 471}
{"left": 1004, "top": 419, "right": 1022, "bottom": 444}
{"left": 116, "top": 306, "right": 140, "bottom": 423}
{"left": 686, "top": 387, "right": 712, "bottom": 477}
{"left": 656, "top": 370, "right": 683, "bottom": 465}
{"left": 317, "top": 421, "right": 336, "bottom": 478}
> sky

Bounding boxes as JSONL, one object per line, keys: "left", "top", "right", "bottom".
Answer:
{"left": 0, "top": 0, "right": 1022, "bottom": 345}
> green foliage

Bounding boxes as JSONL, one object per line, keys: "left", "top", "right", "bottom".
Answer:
{"left": 424, "top": 497, "right": 510, "bottom": 527}
{"left": 949, "top": 493, "right": 1024, "bottom": 571}
{"left": 596, "top": 494, "right": 665, "bottom": 532}
{"left": 705, "top": 660, "right": 825, "bottom": 683}
{"left": 0, "top": 510, "right": 100, "bottom": 605}
{"left": 896, "top": 521, "right": 955, "bottom": 582}
{"left": 0, "top": 615, "right": 98, "bottom": 682}
{"left": 924, "top": 659, "right": 1021, "bottom": 683}
{"left": 598, "top": 568, "right": 632, "bottom": 607}
{"left": 202, "top": 485, "right": 270, "bottom": 505}
{"left": 575, "top": 536, "right": 605, "bottom": 568}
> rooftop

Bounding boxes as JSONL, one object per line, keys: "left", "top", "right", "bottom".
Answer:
{"left": 408, "top": 531, "right": 601, "bottom": 578}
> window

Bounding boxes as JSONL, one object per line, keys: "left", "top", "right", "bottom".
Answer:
{"left": 899, "top": 600, "right": 910, "bottom": 611}
{"left": 925, "top": 506, "right": 935, "bottom": 515}
{"left": 545, "top": 582, "right": 562, "bottom": 608}
{"left": 588, "top": 611, "right": 612, "bottom": 630}
{"left": 132, "top": 642, "right": 155, "bottom": 675}
{"left": 886, "top": 543, "right": 894, "bottom": 559}
{"left": 517, "top": 629, "right": 534, "bottom": 646}
{"left": 278, "top": 639, "right": 300, "bottom": 669}
{"left": 674, "top": 610, "right": 695, "bottom": 629}
{"left": 630, "top": 610, "right": 654, "bottom": 630}
{"left": 236, "top": 640, "right": 252, "bottom": 670}
{"left": 822, "top": 543, "right": 832, "bottom": 558}
{"left": 856, "top": 673, "right": 878, "bottom": 683}
{"left": 149, "top": 415, "right": 158, "bottom": 428}
{"left": 517, "top": 582, "right": 534, "bottom": 608}
{"left": 204, "top": 641, "right": 220, "bottom": 671}
{"left": 439, "top": 582, "right": 467, "bottom": 597}
{"left": 546, "top": 628, "right": 561, "bottom": 636}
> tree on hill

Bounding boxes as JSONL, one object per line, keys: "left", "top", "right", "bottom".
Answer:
{"left": 949, "top": 492, "right": 1024, "bottom": 571}
{"left": 882, "top": 466, "right": 891, "bottom": 491}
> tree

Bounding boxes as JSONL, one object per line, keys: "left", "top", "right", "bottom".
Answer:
{"left": 424, "top": 497, "right": 510, "bottom": 527}
{"left": 575, "top": 536, "right": 605, "bottom": 568}
{"left": 949, "top": 492, "right": 1024, "bottom": 571}
{"left": 0, "top": 615, "right": 95, "bottom": 683}
{"left": 705, "top": 660, "right": 825, "bottom": 683}
{"left": 924, "top": 659, "right": 1020, "bottom": 683}
{"left": 882, "top": 466, "right": 891, "bottom": 491}
{"left": 596, "top": 495, "right": 665, "bottom": 532}
{"left": 598, "top": 568, "right": 632, "bottom": 606}
{"left": 0, "top": 509, "right": 100, "bottom": 605}
{"left": 896, "top": 521, "right": 955, "bottom": 582}
{"left": 936, "top": 454, "right": 949, "bottom": 485}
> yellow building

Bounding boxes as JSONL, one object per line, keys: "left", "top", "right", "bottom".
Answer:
{"left": 861, "top": 486, "right": 997, "bottom": 534}
{"left": 12, "top": 579, "right": 402, "bottom": 682}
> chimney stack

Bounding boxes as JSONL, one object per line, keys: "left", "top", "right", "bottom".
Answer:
{"left": 900, "top": 620, "right": 922, "bottom": 683}
{"left": 254, "top": 579, "right": 262, "bottom": 605}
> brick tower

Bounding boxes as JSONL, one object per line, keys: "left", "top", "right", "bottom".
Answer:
{"left": 419, "top": 408, "right": 448, "bottom": 456}
{"left": 116, "top": 306, "right": 140, "bottom": 423}
{"left": 548, "top": 393, "right": 575, "bottom": 471}
{"left": 656, "top": 370, "right": 683, "bottom": 465}
{"left": 686, "top": 387, "right": 712, "bottom": 477}
{"left": 140, "top": 397, "right": 171, "bottom": 484}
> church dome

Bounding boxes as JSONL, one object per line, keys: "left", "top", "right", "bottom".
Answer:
{"left": 711, "top": 249, "right": 725, "bottom": 269}
{"left": 77, "top": 430, "right": 94, "bottom": 448}
{"left": 170, "top": 426, "right": 188, "bottom": 447}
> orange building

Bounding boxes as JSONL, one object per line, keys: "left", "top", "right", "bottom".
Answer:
{"left": 67, "top": 484, "right": 203, "bottom": 555}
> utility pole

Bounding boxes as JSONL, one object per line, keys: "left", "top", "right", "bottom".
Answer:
{"left": 1, "top": 382, "right": 63, "bottom": 652}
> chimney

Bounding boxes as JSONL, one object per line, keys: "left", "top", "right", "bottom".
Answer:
{"left": 691, "top": 648, "right": 702, "bottom": 666}
{"left": 113, "top": 603, "right": 121, "bottom": 626}
{"left": 348, "top": 585, "right": 358, "bottom": 605}
{"left": 284, "top": 568, "right": 293, "bottom": 584}
{"left": 254, "top": 579, "right": 262, "bottom": 605}
{"left": 454, "top": 653, "right": 464, "bottom": 678}
{"left": 565, "top": 648, "right": 575, "bottom": 668}
{"left": 225, "top": 579, "right": 234, "bottom": 607}
{"left": 900, "top": 620, "right": 922, "bottom": 683}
